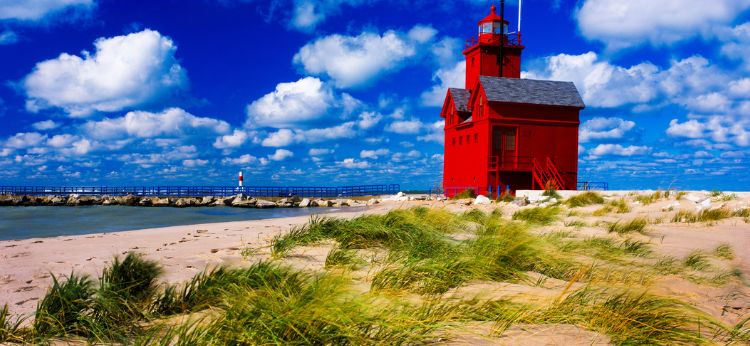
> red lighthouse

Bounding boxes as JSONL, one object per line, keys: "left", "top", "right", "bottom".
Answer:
{"left": 441, "top": 3, "right": 585, "bottom": 197}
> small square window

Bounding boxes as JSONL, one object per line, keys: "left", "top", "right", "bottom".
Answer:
{"left": 474, "top": 133, "right": 478, "bottom": 143}
{"left": 459, "top": 136, "right": 463, "bottom": 145}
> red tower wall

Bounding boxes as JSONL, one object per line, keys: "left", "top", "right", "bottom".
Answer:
{"left": 464, "top": 45, "right": 522, "bottom": 92}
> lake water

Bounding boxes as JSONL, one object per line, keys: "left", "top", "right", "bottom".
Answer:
{"left": 0, "top": 206, "right": 353, "bottom": 241}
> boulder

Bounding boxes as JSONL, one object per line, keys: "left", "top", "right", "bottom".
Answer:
{"left": 139, "top": 197, "right": 153, "bottom": 206}
{"left": 232, "top": 197, "right": 256, "bottom": 208}
{"left": 153, "top": 197, "right": 171, "bottom": 207}
{"left": 66, "top": 194, "right": 81, "bottom": 206}
{"left": 255, "top": 200, "right": 276, "bottom": 208}
{"left": 512, "top": 197, "right": 529, "bottom": 207}
{"left": 290, "top": 195, "right": 303, "bottom": 203}
{"left": 276, "top": 198, "right": 294, "bottom": 208}
{"left": 474, "top": 195, "right": 491, "bottom": 205}
{"left": 49, "top": 196, "right": 65, "bottom": 206}
{"left": 199, "top": 196, "right": 215, "bottom": 206}
{"left": 119, "top": 195, "right": 139, "bottom": 206}
{"left": 174, "top": 198, "right": 197, "bottom": 208}
{"left": 366, "top": 198, "right": 380, "bottom": 206}
{"left": 298, "top": 198, "right": 311, "bottom": 208}
{"left": 213, "top": 197, "right": 231, "bottom": 206}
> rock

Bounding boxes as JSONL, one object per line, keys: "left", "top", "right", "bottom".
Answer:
{"left": 255, "top": 200, "right": 276, "bottom": 208}
{"left": 153, "top": 197, "right": 171, "bottom": 207}
{"left": 276, "top": 198, "right": 294, "bottom": 208}
{"left": 232, "top": 198, "right": 257, "bottom": 208}
{"left": 661, "top": 201, "right": 680, "bottom": 212}
{"left": 49, "top": 196, "right": 65, "bottom": 206}
{"left": 312, "top": 199, "right": 329, "bottom": 207}
{"left": 199, "top": 196, "right": 215, "bottom": 206}
{"left": 118, "top": 195, "right": 139, "bottom": 206}
{"left": 174, "top": 198, "right": 197, "bottom": 208}
{"left": 696, "top": 198, "right": 712, "bottom": 211}
{"left": 474, "top": 195, "right": 491, "bottom": 205}
{"left": 66, "top": 194, "right": 80, "bottom": 206}
{"left": 512, "top": 197, "right": 529, "bottom": 207}
{"left": 396, "top": 192, "right": 405, "bottom": 197}
{"left": 290, "top": 195, "right": 302, "bottom": 203}
{"left": 367, "top": 198, "right": 380, "bottom": 206}
{"left": 298, "top": 198, "right": 311, "bottom": 208}
{"left": 213, "top": 197, "right": 231, "bottom": 206}
{"left": 139, "top": 197, "right": 153, "bottom": 206}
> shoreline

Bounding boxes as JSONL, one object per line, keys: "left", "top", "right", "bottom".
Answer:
{"left": 0, "top": 205, "right": 369, "bottom": 242}
{"left": 0, "top": 203, "right": 394, "bottom": 319}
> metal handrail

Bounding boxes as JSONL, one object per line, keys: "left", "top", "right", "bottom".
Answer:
{"left": 0, "top": 184, "right": 401, "bottom": 198}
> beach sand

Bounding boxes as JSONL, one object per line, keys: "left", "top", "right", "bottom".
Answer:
{"left": 1, "top": 193, "right": 749, "bottom": 343}
{"left": 0, "top": 204, "right": 395, "bottom": 319}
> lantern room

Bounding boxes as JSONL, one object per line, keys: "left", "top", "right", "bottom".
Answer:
{"left": 440, "top": 2, "right": 585, "bottom": 198}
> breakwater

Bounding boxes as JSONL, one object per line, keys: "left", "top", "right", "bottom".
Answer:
{"left": 0, "top": 194, "right": 380, "bottom": 208}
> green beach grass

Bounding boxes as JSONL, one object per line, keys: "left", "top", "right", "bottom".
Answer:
{"left": 4, "top": 206, "right": 743, "bottom": 344}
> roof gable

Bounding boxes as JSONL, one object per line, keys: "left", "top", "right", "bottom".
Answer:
{"left": 478, "top": 76, "right": 585, "bottom": 109}
{"left": 448, "top": 88, "right": 471, "bottom": 112}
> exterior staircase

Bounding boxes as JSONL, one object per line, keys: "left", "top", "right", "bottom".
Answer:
{"left": 532, "top": 157, "right": 565, "bottom": 190}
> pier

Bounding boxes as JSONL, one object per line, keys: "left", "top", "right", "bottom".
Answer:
{"left": 0, "top": 184, "right": 401, "bottom": 198}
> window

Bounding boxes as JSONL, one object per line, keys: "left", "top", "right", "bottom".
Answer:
{"left": 474, "top": 133, "right": 478, "bottom": 144}
{"left": 452, "top": 137, "right": 455, "bottom": 146}
{"left": 466, "top": 134, "right": 470, "bottom": 144}
{"left": 471, "top": 57, "right": 475, "bottom": 67}
{"left": 459, "top": 136, "right": 462, "bottom": 145}
{"left": 505, "top": 130, "right": 516, "bottom": 151}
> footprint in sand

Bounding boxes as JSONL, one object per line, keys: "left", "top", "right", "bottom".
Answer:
{"left": 32, "top": 240, "right": 43, "bottom": 244}
{"left": 0, "top": 275, "right": 14, "bottom": 284}
{"left": 5, "top": 244, "right": 17, "bottom": 248}
{"left": 11, "top": 252, "right": 30, "bottom": 258}
{"left": 16, "top": 297, "right": 38, "bottom": 305}
{"left": 14, "top": 286, "right": 35, "bottom": 292}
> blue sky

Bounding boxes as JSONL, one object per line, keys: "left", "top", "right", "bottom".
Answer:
{"left": 0, "top": 0, "right": 749, "bottom": 190}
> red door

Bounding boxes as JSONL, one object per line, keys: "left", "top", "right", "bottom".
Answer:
{"left": 492, "top": 127, "right": 517, "bottom": 169}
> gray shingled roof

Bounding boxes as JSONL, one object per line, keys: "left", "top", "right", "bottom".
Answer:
{"left": 448, "top": 88, "right": 471, "bottom": 112}
{"left": 479, "top": 76, "right": 585, "bottom": 109}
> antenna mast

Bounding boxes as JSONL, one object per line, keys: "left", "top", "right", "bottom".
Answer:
{"left": 498, "top": 0, "right": 505, "bottom": 77}
{"left": 518, "top": 0, "right": 522, "bottom": 34}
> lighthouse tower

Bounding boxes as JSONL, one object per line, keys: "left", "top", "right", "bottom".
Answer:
{"left": 440, "top": 2, "right": 585, "bottom": 197}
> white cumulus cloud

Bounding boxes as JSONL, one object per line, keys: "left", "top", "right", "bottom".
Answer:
{"left": 293, "top": 25, "right": 436, "bottom": 88}
{"left": 31, "top": 120, "right": 59, "bottom": 131}
{"left": 0, "top": 0, "right": 94, "bottom": 21}
{"left": 588, "top": 144, "right": 652, "bottom": 157}
{"left": 83, "top": 108, "right": 229, "bottom": 140}
{"left": 23, "top": 29, "right": 187, "bottom": 117}
{"left": 420, "top": 61, "right": 465, "bottom": 107}
{"left": 360, "top": 148, "right": 389, "bottom": 159}
{"left": 245, "top": 77, "right": 341, "bottom": 128}
{"left": 386, "top": 119, "right": 423, "bottom": 134}
{"left": 268, "top": 149, "right": 294, "bottom": 161}
{"left": 213, "top": 129, "right": 250, "bottom": 149}
{"left": 579, "top": 117, "right": 636, "bottom": 143}
{"left": 576, "top": 0, "right": 750, "bottom": 50}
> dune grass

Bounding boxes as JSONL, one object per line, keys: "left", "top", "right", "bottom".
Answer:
{"left": 593, "top": 198, "right": 631, "bottom": 216}
{"left": 672, "top": 208, "right": 735, "bottom": 223}
{"left": 454, "top": 188, "right": 476, "bottom": 199}
{"left": 29, "top": 253, "right": 163, "bottom": 342}
{"left": 565, "top": 192, "right": 604, "bottom": 208}
{"left": 713, "top": 244, "right": 734, "bottom": 260}
{"left": 33, "top": 272, "right": 95, "bottom": 338}
{"left": 0, "top": 304, "right": 25, "bottom": 343}
{"left": 684, "top": 251, "right": 710, "bottom": 271}
{"left": 511, "top": 288, "right": 724, "bottom": 345}
{"left": 15, "top": 206, "right": 742, "bottom": 345}
{"left": 607, "top": 218, "right": 648, "bottom": 235}
{"left": 634, "top": 191, "right": 665, "bottom": 205}
{"left": 511, "top": 206, "right": 560, "bottom": 225}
